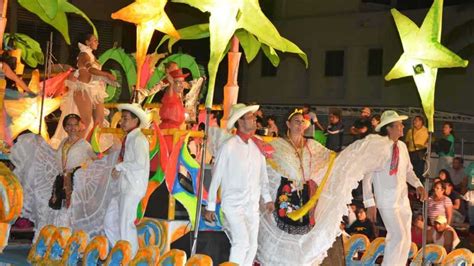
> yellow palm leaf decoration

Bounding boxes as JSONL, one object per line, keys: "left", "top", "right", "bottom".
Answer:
{"left": 385, "top": 0, "right": 468, "bottom": 132}
{"left": 111, "top": 0, "right": 180, "bottom": 93}
{"left": 171, "top": 0, "right": 308, "bottom": 108}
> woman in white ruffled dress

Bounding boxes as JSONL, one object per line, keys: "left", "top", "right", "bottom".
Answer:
{"left": 257, "top": 109, "right": 333, "bottom": 265}
{"left": 50, "top": 34, "right": 116, "bottom": 148}
{"left": 11, "top": 114, "right": 118, "bottom": 237}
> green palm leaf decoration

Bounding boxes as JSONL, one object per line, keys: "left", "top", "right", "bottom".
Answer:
{"left": 4, "top": 33, "right": 44, "bottom": 67}
{"left": 158, "top": 0, "right": 308, "bottom": 107}
{"left": 18, "top": 0, "right": 97, "bottom": 44}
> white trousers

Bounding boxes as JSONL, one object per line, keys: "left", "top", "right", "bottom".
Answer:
{"left": 222, "top": 206, "right": 259, "bottom": 266}
{"left": 379, "top": 207, "right": 412, "bottom": 266}
{"left": 104, "top": 192, "right": 142, "bottom": 256}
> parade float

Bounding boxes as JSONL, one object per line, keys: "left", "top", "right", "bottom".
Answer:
{"left": 0, "top": 0, "right": 472, "bottom": 265}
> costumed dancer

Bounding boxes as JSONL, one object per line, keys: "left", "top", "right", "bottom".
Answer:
{"left": 204, "top": 103, "right": 274, "bottom": 266}
{"left": 257, "top": 109, "right": 333, "bottom": 265}
{"left": 50, "top": 34, "right": 116, "bottom": 148}
{"left": 104, "top": 103, "right": 149, "bottom": 256}
{"left": 10, "top": 114, "right": 117, "bottom": 237}
{"left": 363, "top": 110, "right": 427, "bottom": 265}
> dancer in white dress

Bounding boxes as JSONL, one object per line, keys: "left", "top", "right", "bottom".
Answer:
{"left": 50, "top": 34, "right": 116, "bottom": 148}
{"left": 257, "top": 109, "right": 332, "bottom": 265}
{"left": 11, "top": 114, "right": 117, "bottom": 237}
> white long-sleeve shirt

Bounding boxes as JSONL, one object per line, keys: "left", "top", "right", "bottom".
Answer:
{"left": 207, "top": 135, "right": 272, "bottom": 212}
{"left": 116, "top": 128, "right": 150, "bottom": 197}
{"left": 363, "top": 136, "right": 423, "bottom": 209}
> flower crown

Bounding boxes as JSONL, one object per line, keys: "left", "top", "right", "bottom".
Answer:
{"left": 287, "top": 108, "right": 303, "bottom": 121}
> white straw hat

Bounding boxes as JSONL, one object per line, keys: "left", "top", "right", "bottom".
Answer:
{"left": 375, "top": 110, "right": 408, "bottom": 132}
{"left": 117, "top": 103, "right": 150, "bottom": 128}
{"left": 226, "top": 103, "right": 259, "bottom": 130}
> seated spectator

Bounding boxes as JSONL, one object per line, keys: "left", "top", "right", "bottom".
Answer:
{"left": 411, "top": 213, "right": 425, "bottom": 248}
{"left": 266, "top": 115, "right": 279, "bottom": 137}
{"left": 428, "top": 181, "right": 453, "bottom": 225}
{"left": 448, "top": 157, "right": 465, "bottom": 192}
{"left": 445, "top": 181, "right": 466, "bottom": 225}
{"left": 434, "top": 169, "right": 452, "bottom": 184}
{"left": 427, "top": 215, "right": 460, "bottom": 253}
{"left": 325, "top": 108, "right": 344, "bottom": 152}
{"left": 346, "top": 207, "right": 376, "bottom": 240}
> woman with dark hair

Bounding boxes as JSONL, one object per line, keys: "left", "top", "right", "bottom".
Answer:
{"left": 51, "top": 34, "right": 116, "bottom": 147}
{"left": 11, "top": 113, "right": 117, "bottom": 237}
{"left": 437, "top": 121, "right": 455, "bottom": 173}
{"left": 428, "top": 181, "right": 453, "bottom": 225}
{"left": 257, "top": 108, "right": 333, "bottom": 264}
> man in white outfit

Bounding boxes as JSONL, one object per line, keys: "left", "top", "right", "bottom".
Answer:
{"left": 104, "top": 103, "right": 150, "bottom": 255}
{"left": 204, "top": 103, "right": 274, "bottom": 266}
{"left": 363, "top": 110, "right": 427, "bottom": 265}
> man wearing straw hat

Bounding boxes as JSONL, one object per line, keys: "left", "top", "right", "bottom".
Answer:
{"left": 363, "top": 110, "right": 427, "bottom": 265}
{"left": 204, "top": 103, "right": 274, "bottom": 266}
{"left": 104, "top": 103, "right": 150, "bottom": 256}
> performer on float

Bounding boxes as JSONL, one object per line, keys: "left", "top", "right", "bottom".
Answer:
{"left": 257, "top": 109, "right": 332, "bottom": 264}
{"left": 159, "top": 66, "right": 187, "bottom": 130}
{"left": 51, "top": 34, "right": 116, "bottom": 147}
{"left": 104, "top": 103, "right": 149, "bottom": 256}
{"left": 204, "top": 103, "right": 274, "bottom": 266}
{"left": 10, "top": 114, "right": 118, "bottom": 237}
{"left": 363, "top": 110, "right": 427, "bottom": 265}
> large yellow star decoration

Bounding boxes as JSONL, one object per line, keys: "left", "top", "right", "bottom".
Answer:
{"left": 4, "top": 96, "right": 61, "bottom": 141}
{"left": 385, "top": 0, "right": 468, "bottom": 132}
{"left": 111, "top": 0, "right": 180, "bottom": 94}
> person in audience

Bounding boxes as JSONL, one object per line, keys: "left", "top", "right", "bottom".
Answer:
{"left": 437, "top": 122, "right": 455, "bottom": 173}
{"left": 428, "top": 181, "right": 453, "bottom": 225}
{"left": 448, "top": 157, "right": 465, "bottom": 192}
{"left": 350, "top": 107, "right": 372, "bottom": 137}
{"left": 325, "top": 108, "right": 344, "bottom": 152}
{"left": 411, "top": 213, "right": 425, "bottom": 248}
{"left": 346, "top": 207, "right": 376, "bottom": 240}
{"left": 463, "top": 162, "right": 474, "bottom": 230}
{"left": 266, "top": 115, "right": 279, "bottom": 137}
{"left": 427, "top": 215, "right": 460, "bottom": 253}
{"left": 302, "top": 104, "right": 324, "bottom": 139}
{"left": 405, "top": 115, "right": 429, "bottom": 181}
{"left": 370, "top": 114, "right": 381, "bottom": 130}
{"left": 434, "top": 169, "right": 452, "bottom": 184}
{"left": 445, "top": 181, "right": 466, "bottom": 225}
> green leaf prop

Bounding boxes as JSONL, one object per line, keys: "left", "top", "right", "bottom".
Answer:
{"left": 157, "top": 23, "right": 210, "bottom": 53}
{"left": 164, "top": 0, "right": 308, "bottom": 107}
{"left": 4, "top": 33, "right": 44, "bottom": 67}
{"left": 18, "top": 0, "right": 98, "bottom": 44}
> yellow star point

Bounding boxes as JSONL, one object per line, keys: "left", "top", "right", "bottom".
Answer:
{"left": 385, "top": 0, "right": 468, "bottom": 132}
{"left": 111, "top": 0, "right": 180, "bottom": 91}
{"left": 5, "top": 97, "right": 61, "bottom": 140}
